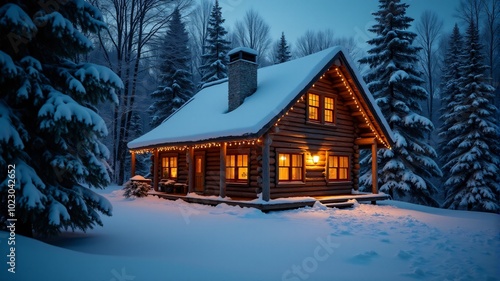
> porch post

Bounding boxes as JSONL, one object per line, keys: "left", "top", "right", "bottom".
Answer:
{"left": 130, "top": 151, "right": 136, "bottom": 177}
{"left": 262, "top": 133, "right": 272, "bottom": 202}
{"left": 153, "top": 148, "right": 159, "bottom": 192}
{"left": 188, "top": 146, "right": 194, "bottom": 193}
{"left": 220, "top": 142, "right": 227, "bottom": 198}
{"left": 371, "top": 140, "right": 378, "bottom": 194}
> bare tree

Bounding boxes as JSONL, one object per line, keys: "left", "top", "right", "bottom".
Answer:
{"left": 293, "top": 29, "right": 361, "bottom": 63}
{"left": 231, "top": 9, "right": 271, "bottom": 65}
{"left": 416, "top": 10, "right": 443, "bottom": 124}
{"left": 294, "top": 30, "right": 317, "bottom": 57}
{"left": 294, "top": 29, "right": 335, "bottom": 57}
{"left": 455, "top": 0, "right": 483, "bottom": 27}
{"left": 93, "top": 0, "right": 193, "bottom": 184}
{"left": 332, "top": 36, "right": 363, "bottom": 65}
{"left": 481, "top": 0, "right": 500, "bottom": 87}
{"left": 188, "top": 0, "right": 213, "bottom": 83}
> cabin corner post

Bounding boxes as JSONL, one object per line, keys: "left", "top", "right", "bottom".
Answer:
{"left": 153, "top": 148, "right": 159, "bottom": 192}
{"left": 262, "top": 133, "right": 272, "bottom": 202}
{"left": 220, "top": 142, "right": 227, "bottom": 198}
{"left": 130, "top": 151, "right": 136, "bottom": 177}
{"left": 188, "top": 146, "right": 194, "bottom": 193}
{"left": 371, "top": 141, "right": 378, "bottom": 194}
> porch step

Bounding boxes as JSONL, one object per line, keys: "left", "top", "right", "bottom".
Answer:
{"left": 323, "top": 201, "right": 354, "bottom": 209}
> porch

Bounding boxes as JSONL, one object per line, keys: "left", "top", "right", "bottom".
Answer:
{"left": 148, "top": 190, "right": 391, "bottom": 212}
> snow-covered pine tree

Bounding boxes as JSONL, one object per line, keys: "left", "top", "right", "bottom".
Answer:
{"left": 358, "top": 0, "right": 442, "bottom": 206}
{"left": 199, "top": 0, "right": 230, "bottom": 86}
{"left": 149, "top": 7, "right": 194, "bottom": 128}
{"left": 441, "top": 20, "right": 500, "bottom": 212}
{"left": 438, "top": 24, "right": 465, "bottom": 172}
{"left": 274, "top": 32, "right": 292, "bottom": 64}
{"left": 0, "top": 1, "right": 122, "bottom": 237}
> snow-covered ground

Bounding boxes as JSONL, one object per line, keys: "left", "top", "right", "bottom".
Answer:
{"left": 1, "top": 185, "right": 499, "bottom": 281}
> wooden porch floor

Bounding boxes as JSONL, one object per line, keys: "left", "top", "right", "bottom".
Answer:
{"left": 148, "top": 191, "right": 391, "bottom": 212}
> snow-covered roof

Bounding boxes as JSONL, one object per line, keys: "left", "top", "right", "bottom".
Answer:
{"left": 128, "top": 47, "right": 394, "bottom": 149}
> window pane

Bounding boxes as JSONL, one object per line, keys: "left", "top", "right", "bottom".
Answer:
{"left": 291, "top": 154, "right": 302, "bottom": 167}
{"left": 329, "top": 168, "right": 338, "bottom": 179}
{"left": 239, "top": 168, "right": 248, "bottom": 180}
{"left": 279, "top": 167, "right": 289, "bottom": 180}
{"left": 309, "top": 107, "right": 318, "bottom": 120}
{"left": 226, "top": 155, "right": 235, "bottom": 167}
{"left": 237, "top": 155, "right": 246, "bottom": 167}
{"left": 162, "top": 157, "right": 168, "bottom": 167}
{"left": 339, "top": 168, "right": 347, "bottom": 179}
{"left": 309, "top": 93, "right": 319, "bottom": 106}
{"left": 171, "top": 168, "right": 177, "bottom": 178}
{"left": 291, "top": 168, "right": 302, "bottom": 180}
{"left": 340, "top": 156, "right": 348, "bottom": 167}
{"left": 325, "top": 109, "right": 333, "bottom": 123}
{"left": 279, "top": 154, "right": 290, "bottom": 167}
{"left": 325, "top": 97, "right": 334, "bottom": 110}
{"left": 332, "top": 156, "right": 338, "bottom": 167}
{"left": 226, "top": 167, "right": 235, "bottom": 179}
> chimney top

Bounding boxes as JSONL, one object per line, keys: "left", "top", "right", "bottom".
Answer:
{"left": 228, "top": 47, "right": 258, "bottom": 63}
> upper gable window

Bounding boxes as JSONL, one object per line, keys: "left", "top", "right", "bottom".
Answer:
{"left": 308, "top": 93, "right": 320, "bottom": 121}
{"left": 307, "top": 93, "right": 336, "bottom": 124}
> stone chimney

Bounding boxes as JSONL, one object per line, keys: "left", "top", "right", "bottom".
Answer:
{"left": 227, "top": 47, "right": 258, "bottom": 112}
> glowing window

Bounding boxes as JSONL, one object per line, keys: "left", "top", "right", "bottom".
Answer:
{"left": 324, "top": 97, "right": 335, "bottom": 123}
{"left": 307, "top": 93, "right": 336, "bottom": 124}
{"left": 308, "top": 93, "right": 320, "bottom": 121}
{"left": 161, "top": 156, "right": 178, "bottom": 179}
{"left": 278, "top": 153, "right": 303, "bottom": 181}
{"left": 226, "top": 154, "right": 248, "bottom": 182}
{"left": 328, "top": 155, "right": 349, "bottom": 181}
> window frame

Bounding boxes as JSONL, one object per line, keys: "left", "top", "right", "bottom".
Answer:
{"left": 277, "top": 150, "right": 305, "bottom": 184}
{"left": 225, "top": 153, "right": 250, "bottom": 184}
{"left": 307, "top": 92, "right": 337, "bottom": 125}
{"left": 161, "top": 153, "right": 178, "bottom": 180}
{"left": 327, "top": 153, "right": 351, "bottom": 182}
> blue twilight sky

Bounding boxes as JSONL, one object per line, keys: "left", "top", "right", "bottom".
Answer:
{"left": 217, "top": 0, "right": 461, "bottom": 49}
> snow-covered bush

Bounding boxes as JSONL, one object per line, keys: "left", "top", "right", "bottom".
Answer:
{"left": 123, "top": 180, "right": 151, "bottom": 198}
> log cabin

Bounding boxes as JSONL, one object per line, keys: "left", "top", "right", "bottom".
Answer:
{"left": 128, "top": 46, "right": 394, "bottom": 203}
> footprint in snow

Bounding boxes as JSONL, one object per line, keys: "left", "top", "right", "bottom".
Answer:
{"left": 348, "top": 250, "right": 379, "bottom": 264}
{"left": 397, "top": 249, "right": 413, "bottom": 260}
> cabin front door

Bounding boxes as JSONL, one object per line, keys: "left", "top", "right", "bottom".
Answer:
{"left": 194, "top": 154, "right": 205, "bottom": 193}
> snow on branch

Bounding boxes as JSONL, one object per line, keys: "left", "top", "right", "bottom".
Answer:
{"left": 12, "top": 161, "right": 47, "bottom": 210}
{"left": 75, "top": 63, "right": 123, "bottom": 89}
{"left": 0, "top": 101, "right": 25, "bottom": 149}
{"left": 38, "top": 90, "right": 108, "bottom": 136}
{"left": 0, "top": 3, "right": 37, "bottom": 41}
{"left": 389, "top": 70, "right": 409, "bottom": 83}
{"left": 48, "top": 201, "right": 70, "bottom": 226}
{"left": 34, "top": 11, "right": 93, "bottom": 51}
{"left": 0, "top": 51, "right": 18, "bottom": 79}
